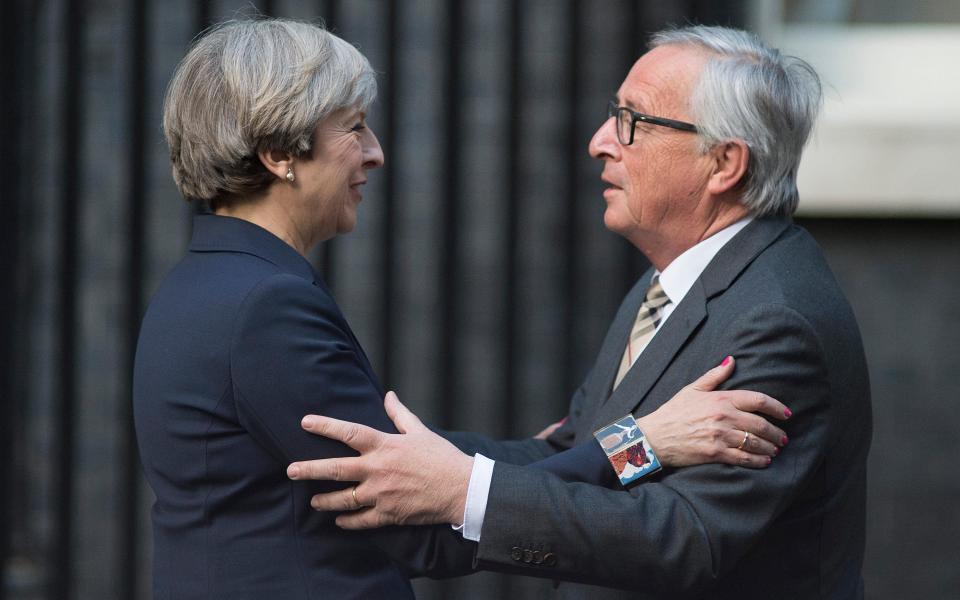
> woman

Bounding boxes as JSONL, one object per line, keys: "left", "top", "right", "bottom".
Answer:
{"left": 133, "top": 18, "right": 787, "bottom": 599}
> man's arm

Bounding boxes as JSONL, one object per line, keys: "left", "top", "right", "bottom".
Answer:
{"left": 472, "top": 303, "right": 830, "bottom": 594}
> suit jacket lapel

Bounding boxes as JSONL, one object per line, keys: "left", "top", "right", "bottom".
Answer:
{"left": 571, "top": 276, "right": 652, "bottom": 441}
{"left": 590, "top": 282, "right": 707, "bottom": 431}
{"left": 588, "top": 217, "right": 792, "bottom": 432}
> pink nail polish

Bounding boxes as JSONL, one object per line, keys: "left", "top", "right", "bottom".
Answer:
{"left": 784, "top": 408, "right": 793, "bottom": 418}
{"left": 773, "top": 447, "right": 779, "bottom": 456}
{"left": 721, "top": 356, "right": 732, "bottom": 367}
{"left": 766, "top": 456, "right": 773, "bottom": 465}
{"left": 781, "top": 435, "right": 789, "bottom": 446}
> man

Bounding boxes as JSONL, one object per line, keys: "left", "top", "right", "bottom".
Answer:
{"left": 288, "top": 26, "right": 871, "bottom": 599}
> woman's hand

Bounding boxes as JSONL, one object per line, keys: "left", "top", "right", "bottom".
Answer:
{"left": 637, "top": 356, "right": 791, "bottom": 469}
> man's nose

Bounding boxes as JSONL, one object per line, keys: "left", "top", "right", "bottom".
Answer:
{"left": 588, "top": 117, "right": 619, "bottom": 160}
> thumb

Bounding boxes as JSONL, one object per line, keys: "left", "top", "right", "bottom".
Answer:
{"left": 691, "top": 356, "right": 735, "bottom": 391}
{"left": 384, "top": 391, "right": 425, "bottom": 434}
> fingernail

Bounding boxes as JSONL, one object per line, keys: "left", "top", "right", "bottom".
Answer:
{"left": 288, "top": 465, "right": 300, "bottom": 479}
{"left": 773, "top": 447, "right": 779, "bottom": 456}
{"left": 560, "top": 417, "right": 568, "bottom": 425}
{"left": 784, "top": 408, "right": 793, "bottom": 418}
{"left": 781, "top": 435, "right": 789, "bottom": 446}
{"left": 766, "top": 456, "right": 772, "bottom": 465}
{"left": 721, "top": 356, "right": 732, "bottom": 367}
{"left": 311, "top": 497, "right": 321, "bottom": 510}
{"left": 302, "top": 415, "right": 317, "bottom": 428}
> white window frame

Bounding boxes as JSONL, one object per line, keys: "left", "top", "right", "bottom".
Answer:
{"left": 749, "top": 1, "right": 960, "bottom": 217}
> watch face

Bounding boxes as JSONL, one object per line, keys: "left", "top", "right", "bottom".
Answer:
{"left": 594, "top": 414, "right": 662, "bottom": 487}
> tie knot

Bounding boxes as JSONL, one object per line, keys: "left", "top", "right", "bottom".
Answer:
{"left": 644, "top": 279, "right": 668, "bottom": 308}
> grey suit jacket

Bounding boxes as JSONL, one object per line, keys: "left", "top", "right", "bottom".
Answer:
{"left": 465, "top": 217, "right": 871, "bottom": 599}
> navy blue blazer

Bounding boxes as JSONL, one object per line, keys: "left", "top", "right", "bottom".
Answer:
{"left": 134, "top": 215, "right": 430, "bottom": 599}
{"left": 133, "top": 214, "right": 613, "bottom": 599}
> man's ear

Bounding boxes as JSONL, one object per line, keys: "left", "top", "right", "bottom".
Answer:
{"left": 257, "top": 148, "right": 294, "bottom": 181}
{"left": 706, "top": 139, "right": 749, "bottom": 195}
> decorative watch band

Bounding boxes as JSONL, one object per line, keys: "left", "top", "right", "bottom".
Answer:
{"left": 593, "top": 413, "right": 662, "bottom": 488}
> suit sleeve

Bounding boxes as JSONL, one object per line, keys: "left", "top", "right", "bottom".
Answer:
{"left": 474, "top": 303, "right": 833, "bottom": 596}
{"left": 229, "top": 273, "right": 474, "bottom": 578}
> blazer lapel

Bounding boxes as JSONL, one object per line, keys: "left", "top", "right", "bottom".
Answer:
{"left": 588, "top": 216, "right": 793, "bottom": 432}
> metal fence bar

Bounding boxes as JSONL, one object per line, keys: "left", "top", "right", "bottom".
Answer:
{"left": 378, "top": 0, "right": 399, "bottom": 387}
{"left": 53, "top": 0, "right": 85, "bottom": 597}
{"left": 0, "top": 2, "right": 21, "bottom": 599}
{"left": 438, "top": 0, "right": 464, "bottom": 429}
{"left": 118, "top": 0, "right": 150, "bottom": 597}
{"left": 501, "top": 0, "right": 522, "bottom": 439}
{"left": 562, "top": 0, "right": 583, "bottom": 397}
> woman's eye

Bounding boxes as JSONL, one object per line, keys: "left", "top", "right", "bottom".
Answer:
{"left": 351, "top": 122, "right": 366, "bottom": 132}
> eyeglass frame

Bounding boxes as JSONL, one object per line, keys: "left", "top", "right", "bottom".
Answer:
{"left": 607, "top": 100, "right": 698, "bottom": 146}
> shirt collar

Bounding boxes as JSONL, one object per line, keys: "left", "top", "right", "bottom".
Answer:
{"left": 656, "top": 216, "right": 754, "bottom": 306}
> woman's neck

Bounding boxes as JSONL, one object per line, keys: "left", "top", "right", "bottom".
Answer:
{"left": 215, "top": 194, "right": 314, "bottom": 256}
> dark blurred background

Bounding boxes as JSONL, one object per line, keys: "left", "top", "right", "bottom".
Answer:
{"left": 2, "top": 1, "right": 958, "bottom": 599}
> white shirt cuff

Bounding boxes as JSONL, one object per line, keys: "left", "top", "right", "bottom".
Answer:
{"left": 450, "top": 453, "right": 494, "bottom": 542}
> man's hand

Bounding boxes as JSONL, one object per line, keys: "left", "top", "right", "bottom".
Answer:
{"left": 286, "top": 392, "right": 474, "bottom": 529}
{"left": 638, "top": 356, "right": 792, "bottom": 469}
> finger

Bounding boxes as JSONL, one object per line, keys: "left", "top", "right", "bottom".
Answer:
{"left": 534, "top": 418, "right": 566, "bottom": 440}
{"left": 383, "top": 391, "right": 425, "bottom": 435}
{"left": 722, "top": 449, "right": 774, "bottom": 469}
{"left": 726, "top": 428, "right": 779, "bottom": 457}
{"left": 287, "top": 456, "right": 365, "bottom": 482}
{"left": 728, "top": 391, "right": 792, "bottom": 420}
{"left": 736, "top": 413, "right": 788, "bottom": 448}
{"left": 690, "top": 356, "right": 735, "bottom": 392}
{"left": 335, "top": 507, "right": 389, "bottom": 530}
{"left": 309, "top": 487, "right": 364, "bottom": 512}
{"left": 300, "top": 414, "right": 382, "bottom": 453}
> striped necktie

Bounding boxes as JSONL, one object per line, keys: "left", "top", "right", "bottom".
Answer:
{"left": 613, "top": 277, "right": 669, "bottom": 389}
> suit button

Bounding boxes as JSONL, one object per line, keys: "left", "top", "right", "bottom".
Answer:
{"left": 522, "top": 549, "right": 533, "bottom": 563}
{"left": 510, "top": 546, "right": 522, "bottom": 561}
{"left": 531, "top": 550, "right": 543, "bottom": 565}
{"left": 543, "top": 552, "right": 557, "bottom": 567}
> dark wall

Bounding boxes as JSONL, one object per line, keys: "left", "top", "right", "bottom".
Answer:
{"left": 2, "top": 1, "right": 956, "bottom": 599}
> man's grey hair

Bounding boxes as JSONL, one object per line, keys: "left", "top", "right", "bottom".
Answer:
{"left": 163, "top": 18, "right": 377, "bottom": 203}
{"left": 650, "top": 26, "right": 822, "bottom": 217}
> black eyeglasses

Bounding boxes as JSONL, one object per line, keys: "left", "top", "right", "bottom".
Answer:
{"left": 607, "top": 100, "right": 698, "bottom": 146}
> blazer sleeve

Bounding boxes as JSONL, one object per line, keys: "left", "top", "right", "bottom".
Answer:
{"left": 229, "top": 273, "right": 474, "bottom": 578}
{"left": 473, "top": 303, "right": 835, "bottom": 596}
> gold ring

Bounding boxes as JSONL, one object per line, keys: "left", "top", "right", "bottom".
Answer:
{"left": 352, "top": 487, "right": 361, "bottom": 508}
{"left": 737, "top": 431, "right": 750, "bottom": 450}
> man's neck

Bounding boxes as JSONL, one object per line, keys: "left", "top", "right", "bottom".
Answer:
{"left": 639, "top": 206, "right": 750, "bottom": 271}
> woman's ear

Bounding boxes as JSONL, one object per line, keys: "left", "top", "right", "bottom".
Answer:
{"left": 257, "top": 148, "right": 294, "bottom": 182}
{"left": 706, "top": 139, "right": 749, "bottom": 196}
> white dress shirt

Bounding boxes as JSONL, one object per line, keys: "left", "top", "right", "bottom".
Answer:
{"left": 455, "top": 217, "right": 754, "bottom": 541}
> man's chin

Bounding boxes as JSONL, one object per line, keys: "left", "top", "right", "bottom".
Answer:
{"left": 602, "top": 210, "right": 630, "bottom": 237}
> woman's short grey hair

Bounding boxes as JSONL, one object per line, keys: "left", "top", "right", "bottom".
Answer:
{"left": 163, "top": 18, "right": 377, "bottom": 203}
{"left": 650, "top": 26, "right": 822, "bottom": 217}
